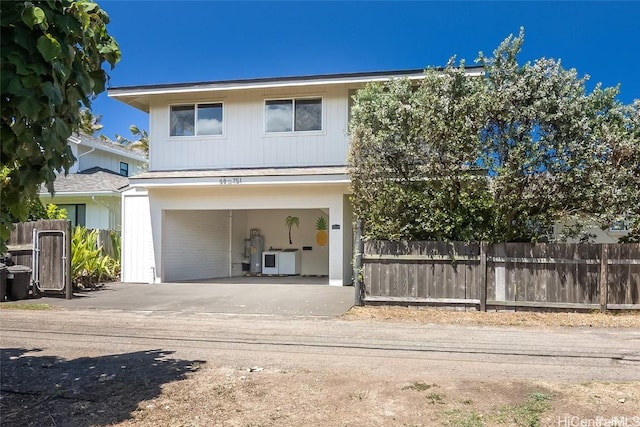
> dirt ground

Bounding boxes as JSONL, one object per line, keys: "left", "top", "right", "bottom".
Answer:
{"left": 1, "top": 306, "right": 639, "bottom": 426}
{"left": 344, "top": 306, "right": 640, "bottom": 328}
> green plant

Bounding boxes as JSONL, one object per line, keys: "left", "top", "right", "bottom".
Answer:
{"left": 403, "top": 382, "right": 436, "bottom": 391}
{"left": 0, "top": 303, "right": 52, "bottom": 311}
{"left": 46, "top": 204, "right": 67, "bottom": 220}
{"left": 426, "top": 391, "right": 446, "bottom": 404}
{"left": 71, "top": 226, "right": 120, "bottom": 288}
{"left": 495, "top": 392, "right": 552, "bottom": 427}
{"left": 443, "top": 410, "right": 485, "bottom": 427}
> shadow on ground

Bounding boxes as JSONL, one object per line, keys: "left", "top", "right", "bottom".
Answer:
{"left": 0, "top": 347, "right": 205, "bottom": 426}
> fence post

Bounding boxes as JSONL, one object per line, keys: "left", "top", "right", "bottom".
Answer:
{"left": 479, "top": 241, "right": 488, "bottom": 312}
{"left": 65, "top": 220, "right": 73, "bottom": 300}
{"left": 353, "top": 219, "right": 364, "bottom": 306}
{"left": 599, "top": 244, "right": 608, "bottom": 313}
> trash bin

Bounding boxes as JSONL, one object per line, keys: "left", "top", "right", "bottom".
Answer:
{"left": 0, "top": 263, "right": 7, "bottom": 302}
{"left": 7, "top": 265, "right": 32, "bottom": 300}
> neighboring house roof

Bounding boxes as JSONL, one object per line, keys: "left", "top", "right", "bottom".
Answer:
{"left": 109, "top": 67, "right": 485, "bottom": 112}
{"left": 39, "top": 167, "right": 129, "bottom": 196}
{"left": 69, "top": 132, "right": 147, "bottom": 162}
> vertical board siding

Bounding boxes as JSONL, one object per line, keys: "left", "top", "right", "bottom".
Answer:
{"left": 149, "top": 85, "right": 350, "bottom": 171}
{"left": 122, "top": 191, "right": 154, "bottom": 283}
{"left": 363, "top": 241, "right": 640, "bottom": 309}
{"left": 163, "top": 210, "right": 230, "bottom": 282}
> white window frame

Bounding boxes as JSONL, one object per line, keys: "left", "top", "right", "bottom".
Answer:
{"left": 169, "top": 102, "right": 225, "bottom": 138}
{"left": 264, "top": 96, "right": 323, "bottom": 134}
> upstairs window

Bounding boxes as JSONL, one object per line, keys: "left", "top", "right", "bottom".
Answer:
{"left": 170, "top": 103, "right": 223, "bottom": 136}
{"left": 265, "top": 98, "right": 322, "bottom": 133}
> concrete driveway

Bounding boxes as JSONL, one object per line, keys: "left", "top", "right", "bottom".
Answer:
{"left": 18, "top": 277, "right": 355, "bottom": 317}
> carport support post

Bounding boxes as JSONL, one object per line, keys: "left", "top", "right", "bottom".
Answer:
{"left": 353, "top": 219, "right": 364, "bottom": 306}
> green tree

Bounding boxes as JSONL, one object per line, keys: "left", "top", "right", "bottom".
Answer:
{"left": 349, "top": 61, "right": 494, "bottom": 241}
{"left": 78, "top": 108, "right": 104, "bottom": 136}
{"left": 349, "top": 28, "right": 639, "bottom": 243}
{"left": 1, "top": 0, "right": 120, "bottom": 249}
{"left": 476, "top": 28, "right": 633, "bottom": 241}
{"left": 113, "top": 124, "right": 149, "bottom": 154}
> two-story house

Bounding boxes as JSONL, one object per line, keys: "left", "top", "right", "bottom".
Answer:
{"left": 109, "top": 69, "right": 451, "bottom": 286}
{"left": 39, "top": 133, "right": 147, "bottom": 230}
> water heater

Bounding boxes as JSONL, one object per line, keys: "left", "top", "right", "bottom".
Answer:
{"left": 249, "top": 229, "right": 263, "bottom": 273}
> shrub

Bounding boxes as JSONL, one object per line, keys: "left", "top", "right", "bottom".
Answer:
{"left": 71, "top": 226, "right": 120, "bottom": 288}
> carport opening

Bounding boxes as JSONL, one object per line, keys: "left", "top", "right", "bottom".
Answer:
{"left": 162, "top": 208, "right": 330, "bottom": 283}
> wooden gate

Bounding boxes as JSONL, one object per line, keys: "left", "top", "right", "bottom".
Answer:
{"left": 6, "top": 220, "right": 72, "bottom": 298}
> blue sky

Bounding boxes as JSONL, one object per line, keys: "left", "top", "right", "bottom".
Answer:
{"left": 93, "top": 1, "right": 640, "bottom": 141}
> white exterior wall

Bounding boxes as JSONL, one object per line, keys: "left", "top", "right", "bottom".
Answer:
{"left": 122, "top": 188, "right": 156, "bottom": 283}
{"left": 68, "top": 143, "right": 80, "bottom": 173}
{"left": 39, "top": 194, "right": 120, "bottom": 230}
{"left": 147, "top": 84, "right": 353, "bottom": 171}
{"left": 553, "top": 222, "right": 630, "bottom": 244}
{"left": 243, "top": 209, "right": 329, "bottom": 276}
{"left": 77, "top": 146, "right": 145, "bottom": 176}
{"left": 146, "top": 183, "right": 350, "bottom": 285}
{"left": 163, "top": 210, "right": 230, "bottom": 281}
{"left": 342, "top": 194, "right": 354, "bottom": 285}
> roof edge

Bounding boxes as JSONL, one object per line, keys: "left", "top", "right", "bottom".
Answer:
{"left": 108, "top": 66, "right": 484, "bottom": 95}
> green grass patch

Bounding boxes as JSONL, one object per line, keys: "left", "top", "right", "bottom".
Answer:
{"left": 0, "top": 303, "right": 52, "bottom": 310}
{"left": 426, "top": 391, "right": 446, "bottom": 404}
{"left": 495, "top": 392, "right": 552, "bottom": 427}
{"left": 402, "top": 381, "right": 437, "bottom": 391}
{"left": 442, "top": 410, "right": 485, "bottom": 427}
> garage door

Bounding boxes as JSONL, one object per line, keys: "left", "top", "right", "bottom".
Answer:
{"left": 163, "top": 210, "right": 230, "bottom": 281}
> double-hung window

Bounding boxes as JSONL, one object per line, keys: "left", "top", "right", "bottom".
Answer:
{"left": 265, "top": 98, "right": 322, "bottom": 133}
{"left": 170, "top": 103, "right": 223, "bottom": 136}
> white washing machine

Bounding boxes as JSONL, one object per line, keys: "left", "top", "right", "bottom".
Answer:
{"left": 279, "top": 249, "right": 300, "bottom": 275}
{"left": 262, "top": 250, "right": 281, "bottom": 275}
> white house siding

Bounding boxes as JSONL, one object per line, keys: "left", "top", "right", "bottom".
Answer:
{"left": 163, "top": 210, "right": 230, "bottom": 282}
{"left": 68, "top": 143, "right": 80, "bottom": 173}
{"left": 553, "top": 222, "right": 630, "bottom": 244}
{"left": 39, "top": 195, "right": 120, "bottom": 230}
{"left": 121, "top": 188, "right": 155, "bottom": 283}
{"left": 77, "top": 146, "right": 145, "bottom": 176}
{"left": 147, "top": 84, "right": 353, "bottom": 171}
{"left": 144, "top": 183, "right": 350, "bottom": 285}
{"left": 342, "top": 194, "right": 354, "bottom": 285}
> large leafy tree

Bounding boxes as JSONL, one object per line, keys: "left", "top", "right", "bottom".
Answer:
{"left": 1, "top": 0, "right": 120, "bottom": 246}
{"left": 349, "top": 61, "right": 494, "bottom": 241}
{"left": 349, "top": 29, "right": 639, "bottom": 243}
{"left": 478, "top": 29, "right": 638, "bottom": 241}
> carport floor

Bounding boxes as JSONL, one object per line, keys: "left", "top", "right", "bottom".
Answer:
{"left": 179, "top": 275, "right": 330, "bottom": 285}
{"left": 13, "top": 279, "right": 354, "bottom": 317}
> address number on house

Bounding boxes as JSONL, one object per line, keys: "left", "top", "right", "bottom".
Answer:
{"left": 219, "top": 177, "right": 242, "bottom": 185}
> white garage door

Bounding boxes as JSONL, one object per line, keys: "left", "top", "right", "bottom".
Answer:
{"left": 163, "top": 210, "right": 230, "bottom": 281}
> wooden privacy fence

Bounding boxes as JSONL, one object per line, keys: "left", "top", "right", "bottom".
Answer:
{"left": 362, "top": 241, "right": 640, "bottom": 311}
{"left": 6, "top": 219, "right": 72, "bottom": 298}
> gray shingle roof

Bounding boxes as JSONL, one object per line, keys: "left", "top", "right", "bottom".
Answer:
{"left": 40, "top": 167, "right": 129, "bottom": 194}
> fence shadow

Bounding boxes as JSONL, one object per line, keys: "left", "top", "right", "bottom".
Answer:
{"left": 0, "top": 347, "right": 205, "bottom": 426}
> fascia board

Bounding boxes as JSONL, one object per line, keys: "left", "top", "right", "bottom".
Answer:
{"left": 129, "top": 174, "right": 350, "bottom": 188}
{"left": 109, "top": 70, "right": 484, "bottom": 98}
